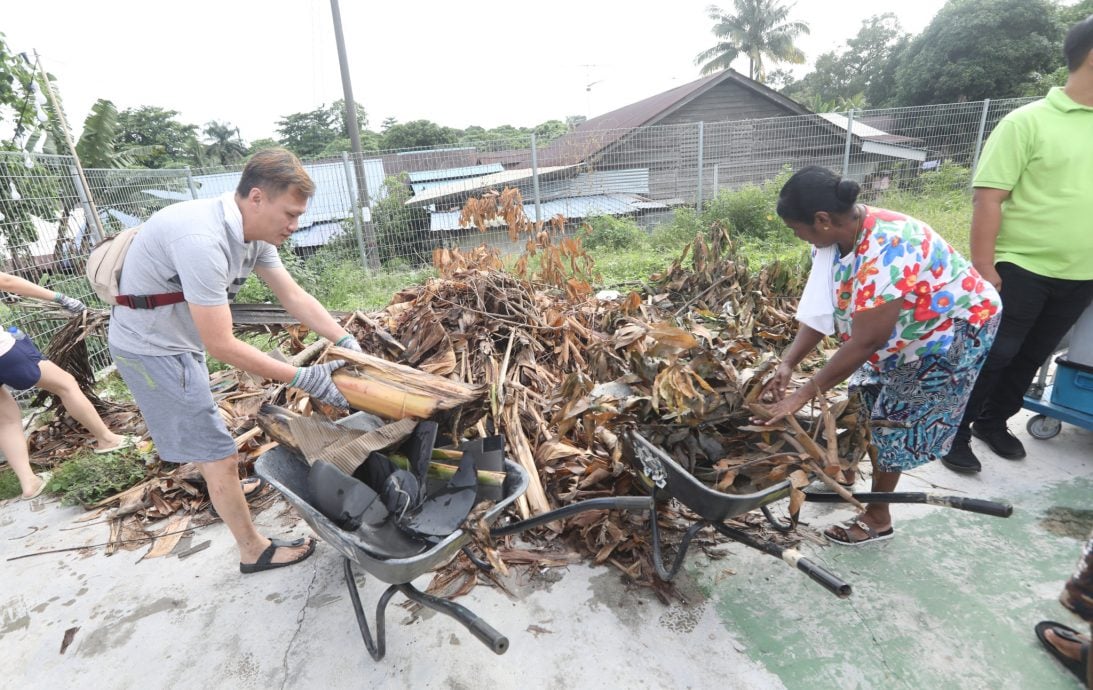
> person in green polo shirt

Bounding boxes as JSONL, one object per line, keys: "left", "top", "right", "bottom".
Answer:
{"left": 943, "top": 14, "right": 1093, "bottom": 474}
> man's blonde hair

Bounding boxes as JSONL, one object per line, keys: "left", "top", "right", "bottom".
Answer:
{"left": 236, "top": 148, "right": 315, "bottom": 199}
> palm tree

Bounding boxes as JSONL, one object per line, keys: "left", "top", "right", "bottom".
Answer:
{"left": 203, "top": 121, "right": 247, "bottom": 167}
{"left": 695, "top": 1, "right": 810, "bottom": 82}
{"left": 75, "top": 99, "right": 159, "bottom": 168}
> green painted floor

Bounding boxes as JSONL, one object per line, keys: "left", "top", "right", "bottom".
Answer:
{"left": 701, "top": 478, "right": 1092, "bottom": 689}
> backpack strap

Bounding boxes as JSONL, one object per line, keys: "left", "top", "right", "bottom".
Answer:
{"left": 115, "top": 292, "right": 186, "bottom": 309}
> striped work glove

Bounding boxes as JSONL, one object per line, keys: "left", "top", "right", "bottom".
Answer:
{"left": 335, "top": 334, "right": 363, "bottom": 353}
{"left": 292, "top": 361, "right": 349, "bottom": 408}
{"left": 53, "top": 292, "right": 86, "bottom": 314}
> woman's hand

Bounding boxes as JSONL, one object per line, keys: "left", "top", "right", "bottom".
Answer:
{"left": 754, "top": 384, "right": 813, "bottom": 427}
{"left": 760, "top": 363, "right": 794, "bottom": 403}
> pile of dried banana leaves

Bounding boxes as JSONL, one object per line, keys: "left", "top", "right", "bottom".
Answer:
{"left": 17, "top": 195, "right": 873, "bottom": 596}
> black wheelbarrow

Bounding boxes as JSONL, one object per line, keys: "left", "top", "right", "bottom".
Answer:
{"left": 623, "top": 430, "right": 1014, "bottom": 598}
{"left": 256, "top": 419, "right": 1014, "bottom": 663}
{"left": 255, "top": 417, "right": 651, "bottom": 662}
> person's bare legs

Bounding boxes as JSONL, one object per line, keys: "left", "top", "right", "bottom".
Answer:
{"left": 0, "top": 388, "right": 44, "bottom": 497}
{"left": 826, "top": 466, "right": 900, "bottom": 542}
{"left": 198, "top": 453, "right": 312, "bottom": 565}
{"left": 35, "top": 361, "right": 125, "bottom": 450}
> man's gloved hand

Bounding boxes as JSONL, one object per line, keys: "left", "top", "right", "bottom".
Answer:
{"left": 53, "top": 292, "right": 86, "bottom": 315}
{"left": 335, "top": 334, "right": 363, "bottom": 353}
{"left": 292, "top": 361, "right": 349, "bottom": 408}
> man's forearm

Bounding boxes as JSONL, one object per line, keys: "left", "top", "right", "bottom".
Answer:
{"left": 281, "top": 291, "right": 349, "bottom": 343}
{"left": 208, "top": 337, "right": 298, "bottom": 382}
{"left": 970, "top": 195, "right": 1003, "bottom": 271}
{"left": 0, "top": 272, "right": 57, "bottom": 301}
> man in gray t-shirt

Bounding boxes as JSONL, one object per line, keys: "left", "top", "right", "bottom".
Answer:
{"left": 109, "top": 149, "right": 362, "bottom": 574}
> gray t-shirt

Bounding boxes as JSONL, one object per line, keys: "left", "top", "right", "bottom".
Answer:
{"left": 108, "top": 194, "right": 282, "bottom": 355}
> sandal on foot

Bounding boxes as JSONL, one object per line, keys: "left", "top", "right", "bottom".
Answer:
{"left": 21, "top": 471, "right": 52, "bottom": 501}
{"left": 94, "top": 435, "right": 135, "bottom": 455}
{"left": 824, "top": 518, "right": 894, "bottom": 546}
{"left": 240, "top": 537, "right": 316, "bottom": 574}
{"left": 1035, "top": 620, "right": 1090, "bottom": 681}
{"left": 209, "top": 477, "right": 268, "bottom": 518}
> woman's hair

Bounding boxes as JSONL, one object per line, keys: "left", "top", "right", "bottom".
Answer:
{"left": 776, "top": 166, "right": 860, "bottom": 224}
{"left": 1064, "top": 14, "right": 1093, "bottom": 72}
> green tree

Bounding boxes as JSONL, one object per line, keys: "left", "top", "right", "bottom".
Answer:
{"left": 116, "top": 106, "right": 202, "bottom": 168}
{"left": 277, "top": 100, "right": 368, "bottom": 158}
{"left": 890, "top": 0, "right": 1060, "bottom": 105}
{"left": 380, "top": 120, "right": 459, "bottom": 150}
{"left": 248, "top": 137, "right": 281, "bottom": 154}
{"left": 74, "top": 99, "right": 159, "bottom": 168}
{"left": 532, "top": 119, "right": 568, "bottom": 144}
{"left": 371, "top": 173, "right": 432, "bottom": 266}
{"left": 695, "top": 0, "right": 810, "bottom": 82}
{"left": 783, "top": 14, "right": 907, "bottom": 107}
{"left": 203, "top": 120, "right": 247, "bottom": 167}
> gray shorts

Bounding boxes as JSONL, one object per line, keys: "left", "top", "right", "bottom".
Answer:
{"left": 110, "top": 346, "right": 238, "bottom": 462}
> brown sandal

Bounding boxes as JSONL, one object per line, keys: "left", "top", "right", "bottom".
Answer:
{"left": 824, "top": 518, "right": 894, "bottom": 546}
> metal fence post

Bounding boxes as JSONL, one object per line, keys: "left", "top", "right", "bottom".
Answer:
{"left": 342, "top": 152, "right": 370, "bottom": 270}
{"left": 530, "top": 133, "right": 542, "bottom": 225}
{"left": 842, "top": 109, "right": 855, "bottom": 177}
{"left": 70, "top": 166, "right": 102, "bottom": 244}
{"left": 712, "top": 163, "right": 719, "bottom": 200}
{"left": 696, "top": 122, "right": 705, "bottom": 211}
{"left": 969, "top": 98, "right": 992, "bottom": 189}
{"left": 185, "top": 166, "right": 199, "bottom": 199}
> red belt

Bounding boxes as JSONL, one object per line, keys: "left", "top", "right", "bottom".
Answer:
{"left": 115, "top": 292, "right": 186, "bottom": 309}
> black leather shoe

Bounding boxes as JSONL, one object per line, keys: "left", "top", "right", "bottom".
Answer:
{"left": 971, "top": 424, "right": 1026, "bottom": 459}
{"left": 941, "top": 441, "right": 982, "bottom": 473}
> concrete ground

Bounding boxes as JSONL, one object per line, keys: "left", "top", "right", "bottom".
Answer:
{"left": 1, "top": 407, "right": 1090, "bottom": 690}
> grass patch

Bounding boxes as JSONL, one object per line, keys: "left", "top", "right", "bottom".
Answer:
{"left": 48, "top": 447, "right": 151, "bottom": 506}
{"left": 95, "top": 371, "right": 134, "bottom": 404}
{"left": 0, "top": 468, "right": 22, "bottom": 500}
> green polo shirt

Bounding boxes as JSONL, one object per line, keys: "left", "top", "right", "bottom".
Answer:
{"left": 973, "top": 87, "right": 1093, "bottom": 280}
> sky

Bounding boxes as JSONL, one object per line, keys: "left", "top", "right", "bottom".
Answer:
{"left": 2, "top": 0, "right": 953, "bottom": 143}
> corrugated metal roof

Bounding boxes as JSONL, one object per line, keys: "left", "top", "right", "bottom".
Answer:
{"left": 290, "top": 220, "right": 346, "bottom": 249}
{"left": 817, "top": 113, "right": 924, "bottom": 147}
{"left": 406, "top": 165, "right": 578, "bottom": 206}
{"left": 189, "top": 159, "right": 386, "bottom": 230}
{"left": 429, "top": 193, "right": 667, "bottom": 231}
{"left": 408, "top": 164, "right": 503, "bottom": 183}
{"left": 538, "top": 70, "right": 813, "bottom": 166}
{"left": 540, "top": 168, "right": 649, "bottom": 198}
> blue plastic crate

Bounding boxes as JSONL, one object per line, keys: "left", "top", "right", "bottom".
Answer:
{"left": 1051, "top": 357, "right": 1093, "bottom": 412}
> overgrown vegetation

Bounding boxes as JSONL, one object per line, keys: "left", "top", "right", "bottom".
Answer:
{"left": 48, "top": 447, "right": 151, "bottom": 506}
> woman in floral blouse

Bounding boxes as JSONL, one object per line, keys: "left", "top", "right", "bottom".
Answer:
{"left": 758, "top": 166, "right": 1002, "bottom": 545}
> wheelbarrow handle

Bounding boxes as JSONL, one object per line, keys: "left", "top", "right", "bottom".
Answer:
{"left": 925, "top": 495, "right": 1013, "bottom": 518}
{"left": 782, "top": 550, "right": 852, "bottom": 599}
{"left": 490, "top": 496, "right": 654, "bottom": 537}
{"left": 803, "top": 492, "right": 1013, "bottom": 518}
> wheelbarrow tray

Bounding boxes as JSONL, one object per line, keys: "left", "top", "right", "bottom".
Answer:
{"left": 256, "top": 436, "right": 529, "bottom": 585}
{"left": 627, "top": 430, "right": 792, "bottom": 521}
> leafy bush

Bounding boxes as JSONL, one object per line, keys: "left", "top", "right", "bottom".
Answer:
{"left": 581, "top": 215, "right": 647, "bottom": 251}
{"left": 49, "top": 449, "right": 150, "bottom": 506}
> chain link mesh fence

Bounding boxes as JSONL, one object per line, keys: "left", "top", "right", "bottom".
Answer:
{"left": 0, "top": 97, "right": 1038, "bottom": 376}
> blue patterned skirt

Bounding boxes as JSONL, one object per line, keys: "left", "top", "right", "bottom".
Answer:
{"left": 850, "top": 316, "right": 1000, "bottom": 472}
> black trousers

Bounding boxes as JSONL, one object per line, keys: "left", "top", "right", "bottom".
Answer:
{"left": 956, "top": 262, "right": 1093, "bottom": 443}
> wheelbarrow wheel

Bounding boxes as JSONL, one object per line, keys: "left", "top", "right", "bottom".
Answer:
{"left": 1027, "top": 415, "right": 1062, "bottom": 440}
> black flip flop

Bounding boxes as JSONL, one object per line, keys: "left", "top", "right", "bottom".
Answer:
{"left": 1035, "top": 620, "right": 1090, "bottom": 682}
{"left": 209, "top": 477, "right": 268, "bottom": 518}
{"left": 239, "top": 537, "right": 317, "bottom": 574}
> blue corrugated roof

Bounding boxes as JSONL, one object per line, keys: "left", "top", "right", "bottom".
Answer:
{"left": 188, "top": 159, "right": 387, "bottom": 230}
{"left": 429, "top": 193, "right": 667, "bottom": 231}
{"left": 408, "top": 164, "right": 503, "bottom": 183}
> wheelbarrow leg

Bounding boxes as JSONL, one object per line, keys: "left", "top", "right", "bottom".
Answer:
{"left": 708, "top": 522, "right": 853, "bottom": 598}
{"left": 396, "top": 583, "right": 509, "bottom": 655}
{"left": 343, "top": 557, "right": 399, "bottom": 662}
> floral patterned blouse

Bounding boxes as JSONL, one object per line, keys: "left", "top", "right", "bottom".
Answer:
{"left": 830, "top": 206, "right": 1001, "bottom": 372}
